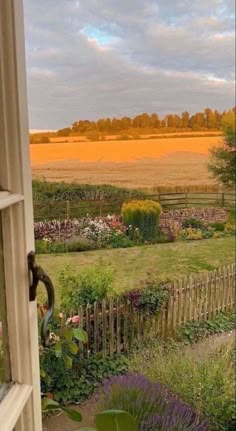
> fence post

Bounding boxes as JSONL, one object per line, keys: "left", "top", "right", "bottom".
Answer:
{"left": 185, "top": 192, "right": 188, "bottom": 208}
{"left": 99, "top": 198, "right": 103, "bottom": 217}
{"left": 66, "top": 200, "right": 70, "bottom": 219}
{"left": 221, "top": 193, "right": 225, "bottom": 207}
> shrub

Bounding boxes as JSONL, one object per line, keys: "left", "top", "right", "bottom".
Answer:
{"left": 66, "top": 238, "right": 96, "bottom": 252}
{"left": 86, "top": 131, "right": 100, "bottom": 141}
{"left": 41, "top": 351, "right": 128, "bottom": 404}
{"left": 179, "top": 228, "right": 203, "bottom": 240}
{"left": 124, "top": 273, "right": 169, "bottom": 315}
{"left": 98, "top": 373, "right": 208, "bottom": 431}
{"left": 121, "top": 200, "right": 161, "bottom": 241}
{"left": 129, "top": 341, "right": 235, "bottom": 430}
{"left": 108, "top": 231, "right": 134, "bottom": 248}
{"left": 117, "top": 134, "right": 132, "bottom": 140}
{"left": 35, "top": 239, "right": 68, "bottom": 254}
{"left": 182, "top": 218, "right": 204, "bottom": 229}
{"left": 32, "top": 179, "right": 146, "bottom": 204}
{"left": 209, "top": 222, "right": 225, "bottom": 231}
{"left": 177, "top": 311, "right": 236, "bottom": 343}
{"left": 59, "top": 262, "right": 115, "bottom": 311}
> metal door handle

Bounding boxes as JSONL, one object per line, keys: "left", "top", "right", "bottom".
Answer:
{"left": 28, "top": 251, "right": 55, "bottom": 347}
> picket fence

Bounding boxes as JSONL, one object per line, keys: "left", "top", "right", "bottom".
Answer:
{"left": 71, "top": 263, "right": 235, "bottom": 357}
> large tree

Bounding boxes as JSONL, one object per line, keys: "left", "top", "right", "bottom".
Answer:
{"left": 208, "top": 111, "right": 236, "bottom": 187}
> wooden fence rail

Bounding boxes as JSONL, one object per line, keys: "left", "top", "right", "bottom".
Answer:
{"left": 71, "top": 263, "right": 235, "bottom": 357}
{"left": 33, "top": 191, "right": 235, "bottom": 220}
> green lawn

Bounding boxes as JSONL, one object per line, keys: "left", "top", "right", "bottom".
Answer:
{"left": 38, "top": 237, "right": 235, "bottom": 304}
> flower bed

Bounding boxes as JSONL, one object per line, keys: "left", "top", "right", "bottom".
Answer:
{"left": 98, "top": 373, "right": 209, "bottom": 431}
{"left": 34, "top": 207, "right": 233, "bottom": 253}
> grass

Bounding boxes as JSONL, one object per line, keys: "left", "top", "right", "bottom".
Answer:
{"left": 37, "top": 236, "right": 235, "bottom": 305}
{"left": 31, "top": 135, "right": 221, "bottom": 189}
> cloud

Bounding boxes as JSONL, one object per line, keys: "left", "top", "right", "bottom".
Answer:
{"left": 24, "top": 0, "right": 235, "bottom": 129}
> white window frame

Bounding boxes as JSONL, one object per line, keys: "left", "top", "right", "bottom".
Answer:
{"left": 0, "top": 1, "right": 42, "bottom": 430}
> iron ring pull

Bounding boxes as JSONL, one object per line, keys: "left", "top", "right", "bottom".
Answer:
{"left": 28, "top": 251, "right": 55, "bottom": 347}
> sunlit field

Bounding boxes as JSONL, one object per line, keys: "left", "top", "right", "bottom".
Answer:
{"left": 31, "top": 135, "right": 221, "bottom": 189}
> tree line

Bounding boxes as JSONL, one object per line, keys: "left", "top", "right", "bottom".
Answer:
{"left": 57, "top": 107, "right": 235, "bottom": 136}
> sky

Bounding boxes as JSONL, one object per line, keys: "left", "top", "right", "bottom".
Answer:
{"left": 24, "top": 0, "right": 235, "bottom": 130}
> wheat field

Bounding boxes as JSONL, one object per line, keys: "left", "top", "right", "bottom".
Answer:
{"left": 31, "top": 135, "right": 221, "bottom": 189}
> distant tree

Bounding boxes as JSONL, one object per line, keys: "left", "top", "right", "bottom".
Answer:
{"left": 86, "top": 131, "right": 100, "bottom": 141}
{"left": 57, "top": 127, "right": 71, "bottom": 137}
{"left": 208, "top": 111, "right": 236, "bottom": 187}
{"left": 40, "top": 135, "right": 50, "bottom": 143}
{"left": 66, "top": 107, "right": 234, "bottom": 135}
{"left": 181, "top": 111, "right": 190, "bottom": 128}
{"left": 150, "top": 113, "right": 161, "bottom": 128}
{"left": 120, "top": 116, "right": 132, "bottom": 129}
{"left": 166, "top": 114, "right": 175, "bottom": 128}
{"left": 204, "top": 108, "right": 217, "bottom": 129}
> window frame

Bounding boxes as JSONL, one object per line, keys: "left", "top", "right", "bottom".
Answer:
{"left": 0, "top": 1, "right": 42, "bottom": 430}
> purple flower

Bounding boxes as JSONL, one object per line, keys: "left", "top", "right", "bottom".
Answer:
{"left": 99, "top": 373, "right": 209, "bottom": 431}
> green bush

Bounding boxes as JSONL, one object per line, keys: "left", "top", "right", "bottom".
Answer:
{"left": 66, "top": 238, "right": 96, "bottom": 252}
{"left": 209, "top": 222, "right": 225, "bottom": 231}
{"left": 59, "top": 262, "right": 115, "bottom": 311}
{"left": 86, "top": 131, "right": 100, "bottom": 141}
{"left": 108, "top": 232, "right": 134, "bottom": 248}
{"left": 35, "top": 240, "right": 68, "bottom": 254}
{"left": 33, "top": 179, "right": 146, "bottom": 203}
{"left": 179, "top": 228, "right": 203, "bottom": 240}
{"left": 177, "top": 311, "right": 236, "bottom": 343}
{"left": 182, "top": 218, "right": 204, "bottom": 229}
{"left": 121, "top": 200, "right": 161, "bottom": 241}
{"left": 129, "top": 337, "right": 235, "bottom": 430}
{"left": 117, "top": 134, "right": 132, "bottom": 140}
{"left": 41, "top": 351, "right": 128, "bottom": 404}
{"left": 124, "top": 273, "right": 170, "bottom": 315}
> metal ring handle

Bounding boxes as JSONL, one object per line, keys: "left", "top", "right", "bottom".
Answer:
{"left": 28, "top": 251, "right": 55, "bottom": 347}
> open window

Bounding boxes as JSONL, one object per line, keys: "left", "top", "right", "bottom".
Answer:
{"left": 0, "top": 1, "right": 42, "bottom": 430}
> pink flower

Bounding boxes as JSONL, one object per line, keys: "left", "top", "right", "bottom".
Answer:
{"left": 71, "top": 315, "right": 80, "bottom": 324}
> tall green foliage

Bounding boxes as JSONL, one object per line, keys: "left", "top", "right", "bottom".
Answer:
{"left": 32, "top": 179, "right": 146, "bottom": 203}
{"left": 121, "top": 200, "right": 161, "bottom": 241}
{"left": 59, "top": 262, "right": 115, "bottom": 311}
{"left": 208, "top": 112, "right": 236, "bottom": 187}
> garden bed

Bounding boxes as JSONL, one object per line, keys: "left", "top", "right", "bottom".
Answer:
{"left": 42, "top": 329, "right": 235, "bottom": 431}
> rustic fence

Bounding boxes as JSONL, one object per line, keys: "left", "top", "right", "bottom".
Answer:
{"left": 33, "top": 191, "right": 235, "bottom": 220}
{"left": 72, "top": 263, "right": 235, "bottom": 357}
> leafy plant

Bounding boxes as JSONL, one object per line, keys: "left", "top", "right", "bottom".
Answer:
{"left": 59, "top": 262, "right": 115, "bottom": 311}
{"left": 124, "top": 273, "right": 169, "bottom": 315}
{"left": 182, "top": 218, "right": 204, "bottom": 229}
{"left": 98, "top": 373, "right": 208, "bottom": 431}
{"left": 129, "top": 335, "right": 235, "bottom": 430}
{"left": 41, "top": 349, "right": 128, "bottom": 404}
{"left": 209, "top": 222, "right": 225, "bottom": 231}
{"left": 177, "top": 311, "right": 236, "bottom": 344}
{"left": 122, "top": 200, "right": 161, "bottom": 241}
{"left": 208, "top": 111, "right": 236, "bottom": 187}
{"left": 179, "top": 228, "right": 203, "bottom": 240}
{"left": 42, "top": 397, "right": 137, "bottom": 431}
{"left": 39, "top": 311, "right": 88, "bottom": 387}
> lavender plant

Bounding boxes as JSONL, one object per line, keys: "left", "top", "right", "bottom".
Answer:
{"left": 98, "top": 373, "right": 209, "bottom": 431}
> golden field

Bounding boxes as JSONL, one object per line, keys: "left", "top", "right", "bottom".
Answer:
{"left": 31, "top": 135, "right": 222, "bottom": 189}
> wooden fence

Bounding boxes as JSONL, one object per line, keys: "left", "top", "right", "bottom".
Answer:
{"left": 72, "top": 263, "right": 235, "bottom": 357}
{"left": 34, "top": 191, "right": 235, "bottom": 220}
